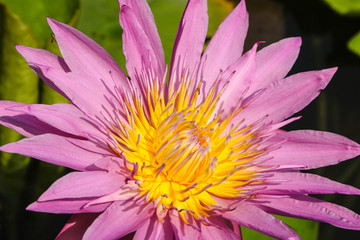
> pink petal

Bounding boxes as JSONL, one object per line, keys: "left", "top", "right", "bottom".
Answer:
{"left": 133, "top": 214, "right": 173, "bottom": 240}
{"left": 83, "top": 188, "right": 138, "bottom": 208}
{"left": 201, "top": 0, "right": 248, "bottom": 89}
{"left": 27, "top": 199, "right": 109, "bottom": 214}
{"left": 38, "top": 171, "right": 125, "bottom": 201}
{"left": 216, "top": 43, "right": 258, "bottom": 112}
{"left": 66, "top": 138, "right": 114, "bottom": 156}
{"left": 47, "top": 18, "right": 130, "bottom": 92}
{"left": 200, "top": 217, "right": 240, "bottom": 240}
{"left": 30, "top": 63, "right": 121, "bottom": 120}
{"left": 15, "top": 45, "right": 69, "bottom": 72}
{"left": 223, "top": 202, "right": 301, "bottom": 240}
{"left": 237, "top": 68, "right": 337, "bottom": 126}
{"left": 15, "top": 45, "right": 71, "bottom": 99}
{"left": 9, "top": 103, "right": 99, "bottom": 138}
{"left": 262, "top": 171, "right": 360, "bottom": 195}
{"left": 20, "top": 46, "right": 121, "bottom": 121}
{"left": 256, "top": 194, "right": 360, "bottom": 230}
{"left": 0, "top": 101, "right": 69, "bottom": 137}
{"left": 170, "top": 0, "right": 208, "bottom": 78}
{"left": 314, "top": 198, "right": 360, "bottom": 228}
{"left": 260, "top": 130, "right": 360, "bottom": 169}
{"left": 169, "top": 211, "right": 201, "bottom": 239}
{"left": 119, "top": 0, "right": 165, "bottom": 80}
{"left": 56, "top": 213, "right": 99, "bottom": 240}
{"left": 83, "top": 201, "right": 154, "bottom": 240}
{"left": 0, "top": 134, "right": 108, "bottom": 171}
{"left": 247, "top": 37, "right": 302, "bottom": 95}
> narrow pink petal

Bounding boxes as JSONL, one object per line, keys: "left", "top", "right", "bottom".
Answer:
{"left": 257, "top": 195, "right": 360, "bottom": 230}
{"left": 259, "top": 130, "right": 360, "bottom": 169}
{"left": 47, "top": 18, "right": 130, "bottom": 92}
{"left": 119, "top": 0, "right": 165, "bottom": 80}
{"left": 30, "top": 63, "right": 120, "bottom": 120}
{"left": 201, "top": 0, "right": 248, "bottom": 88}
{"left": 262, "top": 171, "right": 360, "bottom": 195}
{"left": 314, "top": 198, "right": 360, "bottom": 228}
{"left": 237, "top": 68, "right": 337, "bottom": 125}
{"left": 16, "top": 45, "right": 70, "bottom": 72}
{"left": 83, "top": 188, "right": 138, "bottom": 208}
{"left": 0, "top": 101, "right": 70, "bottom": 137}
{"left": 223, "top": 202, "right": 301, "bottom": 240}
{"left": 169, "top": 211, "right": 201, "bottom": 239}
{"left": 56, "top": 213, "right": 99, "bottom": 240}
{"left": 83, "top": 201, "right": 154, "bottom": 240}
{"left": 247, "top": 37, "right": 302, "bottom": 95}
{"left": 15, "top": 45, "right": 70, "bottom": 99}
{"left": 66, "top": 138, "right": 114, "bottom": 156}
{"left": 133, "top": 214, "right": 173, "bottom": 240}
{"left": 27, "top": 199, "right": 109, "bottom": 214}
{"left": 9, "top": 103, "right": 99, "bottom": 138}
{"left": 120, "top": 0, "right": 165, "bottom": 72}
{"left": 0, "top": 134, "right": 109, "bottom": 171}
{"left": 200, "top": 217, "right": 240, "bottom": 240}
{"left": 170, "top": 0, "right": 208, "bottom": 78}
{"left": 38, "top": 171, "right": 125, "bottom": 201}
{"left": 216, "top": 43, "right": 258, "bottom": 112}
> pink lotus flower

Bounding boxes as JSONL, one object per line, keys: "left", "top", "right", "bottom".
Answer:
{"left": 1, "top": 0, "right": 360, "bottom": 239}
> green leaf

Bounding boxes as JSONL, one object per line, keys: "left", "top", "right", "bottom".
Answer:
{"left": 348, "top": 30, "right": 360, "bottom": 56}
{"left": 0, "top": 4, "right": 40, "bottom": 239}
{"left": 0, "top": 3, "right": 39, "bottom": 171}
{"left": 208, "top": 0, "right": 234, "bottom": 37}
{"left": 149, "top": 0, "right": 187, "bottom": 66}
{"left": 0, "top": 0, "right": 79, "bottom": 45}
{"left": 322, "top": 0, "right": 360, "bottom": 16}
{"left": 150, "top": 0, "right": 234, "bottom": 65}
{"left": 77, "top": 0, "right": 126, "bottom": 71}
{"left": 242, "top": 215, "right": 319, "bottom": 240}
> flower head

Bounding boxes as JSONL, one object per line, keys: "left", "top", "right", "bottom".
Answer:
{"left": 1, "top": 0, "right": 360, "bottom": 239}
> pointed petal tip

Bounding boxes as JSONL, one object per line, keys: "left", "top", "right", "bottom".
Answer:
{"left": 46, "top": 16, "right": 55, "bottom": 25}
{"left": 328, "top": 66, "right": 338, "bottom": 75}
{"left": 15, "top": 44, "right": 32, "bottom": 56}
{"left": 0, "top": 142, "right": 12, "bottom": 153}
{"left": 280, "top": 36, "right": 302, "bottom": 50}
{"left": 47, "top": 17, "right": 63, "bottom": 33}
{"left": 233, "top": 0, "right": 249, "bottom": 23}
{"left": 292, "top": 36, "right": 302, "bottom": 46}
{"left": 240, "top": 0, "right": 247, "bottom": 9}
{"left": 26, "top": 202, "right": 37, "bottom": 211}
{"left": 14, "top": 44, "right": 23, "bottom": 51}
{"left": 350, "top": 186, "right": 360, "bottom": 195}
{"left": 316, "top": 67, "right": 338, "bottom": 83}
{"left": 279, "top": 36, "right": 302, "bottom": 49}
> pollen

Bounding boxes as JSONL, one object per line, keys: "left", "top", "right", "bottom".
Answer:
{"left": 106, "top": 69, "right": 268, "bottom": 223}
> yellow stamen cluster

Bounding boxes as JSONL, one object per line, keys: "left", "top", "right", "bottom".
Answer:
{"left": 108, "top": 72, "right": 265, "bottom": 222}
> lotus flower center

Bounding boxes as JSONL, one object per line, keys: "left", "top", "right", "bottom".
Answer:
{"left": 108, "top": 76, "right": 265, "bottom": 222}
{"left": 152, "top": 113, "right": 212, "bottom": 184}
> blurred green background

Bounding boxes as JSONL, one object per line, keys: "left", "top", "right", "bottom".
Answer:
{"left": 0, "top": 0, "right": 360, "bottom": 239}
